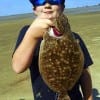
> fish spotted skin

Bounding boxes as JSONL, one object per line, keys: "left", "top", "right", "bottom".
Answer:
{"left": 39, "top": 14, "right": 84, "bottom": 100}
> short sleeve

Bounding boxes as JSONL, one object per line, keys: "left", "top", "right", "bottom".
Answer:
{"left": 12, "top": 25, "right": 29, "bottom": 54}
{"left": 73, "top": 32, "right": 93, "bottom": 69}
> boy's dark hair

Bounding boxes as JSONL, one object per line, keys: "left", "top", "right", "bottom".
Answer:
{"left": 29, "top": 0, "right": 65, "bottom": 6}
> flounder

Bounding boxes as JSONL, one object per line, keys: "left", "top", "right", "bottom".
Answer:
{"left": 39, "top": 14, "right": 84, "bottom": 100}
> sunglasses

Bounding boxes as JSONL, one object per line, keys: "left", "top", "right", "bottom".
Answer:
{"left": 30, "top": 0, "right": 64, "bottom": 6}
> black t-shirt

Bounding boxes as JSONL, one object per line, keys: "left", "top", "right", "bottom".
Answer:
{"left": 14, "top": 25, "right": 93, "bottom": 100}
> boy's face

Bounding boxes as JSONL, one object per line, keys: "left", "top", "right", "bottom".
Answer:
{"left": 33, "top": 2, "right": 64, "bottom": 19}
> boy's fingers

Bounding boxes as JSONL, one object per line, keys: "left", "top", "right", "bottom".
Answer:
{"left": 46, "top": 19, "right": 54, "bottom": 26}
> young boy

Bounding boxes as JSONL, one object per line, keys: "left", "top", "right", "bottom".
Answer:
{"left": 12, "top": 0, "right": 93, "bottom": 100}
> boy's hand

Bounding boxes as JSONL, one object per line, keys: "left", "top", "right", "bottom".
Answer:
{"left": 27, "top": 13, "right": 54, "bottom": 39}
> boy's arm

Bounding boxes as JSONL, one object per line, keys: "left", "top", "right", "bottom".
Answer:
{"left": 80, "top": 68, "right": 93, "bottom": 100}
{"left": 12, "top": 27, "right": 39, "bottom": 73}
{"left": 12, "top": 17, "right": 53, "bottom": 74}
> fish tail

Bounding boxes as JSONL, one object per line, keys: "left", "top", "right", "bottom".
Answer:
{"left": 57, "top": 92, "right": 70, "bottom": 100}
